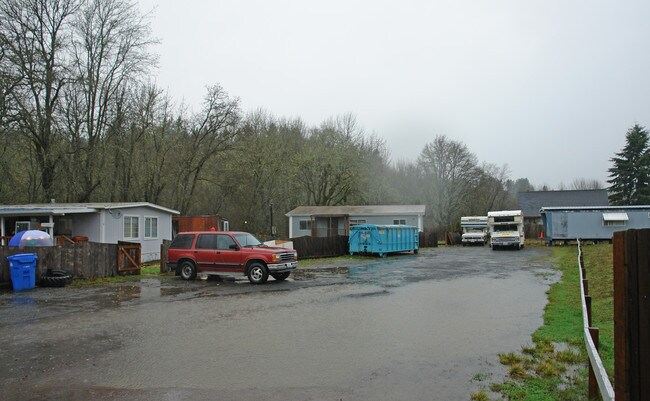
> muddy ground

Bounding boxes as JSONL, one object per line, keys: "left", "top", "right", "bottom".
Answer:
{"left": 0, "top": 246, "right": 557, "bottom": 401}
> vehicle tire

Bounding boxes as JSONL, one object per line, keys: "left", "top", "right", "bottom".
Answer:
{"left": 179, "top": 261, "right": 197, "bottom": 281}
{"left": 271, "top": 272, "right": 290, "bottom": 281}
{"left": 247, "top": 262, "right": 269, "bottom": 284}
{"left": 47, "top": 269, "right": 74, "bottom": 284}
{"left": 39, "top": 275, "right": 69, "bottom": 287}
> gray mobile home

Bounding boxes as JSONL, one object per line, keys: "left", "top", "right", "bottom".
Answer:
{"left": 540, "top": 206, "right": 650, "bottom": 243}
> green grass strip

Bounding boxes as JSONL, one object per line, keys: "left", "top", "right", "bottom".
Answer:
{"left": 489, "top": 243, "right": 615, "bottom": 401}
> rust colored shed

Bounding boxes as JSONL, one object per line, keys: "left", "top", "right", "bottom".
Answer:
{"left": 172, "top": 215, "right": 228, "bottom": 236}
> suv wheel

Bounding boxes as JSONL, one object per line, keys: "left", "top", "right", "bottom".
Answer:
{"left": 179, "top": 261, "right": 197, "bottom": 280}
{"left": 247, "top": 262, "right": 269, "bottom": 284}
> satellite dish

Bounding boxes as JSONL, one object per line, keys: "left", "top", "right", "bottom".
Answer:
{"left": 110, "top": 209, "right": 123, "bottom": 219}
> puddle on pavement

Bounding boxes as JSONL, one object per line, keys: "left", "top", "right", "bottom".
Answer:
{"left": 98, "top": 280, "right": 197, "bottom": 306}
{"left": 49, "top": 268, "right": 550, "bottom": 401}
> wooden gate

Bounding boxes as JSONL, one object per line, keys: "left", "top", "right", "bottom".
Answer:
{"left": 117, "top": 241, "right": 141, "bottom": 273}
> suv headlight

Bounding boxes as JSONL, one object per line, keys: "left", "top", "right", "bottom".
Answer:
{"left": 271, "top": 254, "right": 281, "bottom": 263}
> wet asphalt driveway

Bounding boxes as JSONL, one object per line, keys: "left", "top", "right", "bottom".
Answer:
{"left": 0, "top": 246, "right": 556, "bottom": 401}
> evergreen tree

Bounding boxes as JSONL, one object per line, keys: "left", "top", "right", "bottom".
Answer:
{"left": 607, "top": 124, "right": 650, "bottom": 205}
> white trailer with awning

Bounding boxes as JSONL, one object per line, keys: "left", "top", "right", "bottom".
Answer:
{"left": 540, "top": 206, "right": 650, "bottom": 243}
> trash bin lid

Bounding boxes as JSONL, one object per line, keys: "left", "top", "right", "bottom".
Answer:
{"left": 6, "top": 253, "right": 38, "bottom": 263}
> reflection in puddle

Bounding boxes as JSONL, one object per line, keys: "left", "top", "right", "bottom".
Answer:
{"left": 11, "top": 296, "right": 36, "bottom": 305}
{"left": 103, "top": 280, "right": 198, "bottom": 306}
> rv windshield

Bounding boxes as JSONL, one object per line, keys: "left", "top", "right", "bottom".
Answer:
{"left": 494, "top": 224, "right": 518, "bottom": 232}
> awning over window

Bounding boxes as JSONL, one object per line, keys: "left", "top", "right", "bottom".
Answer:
{"left": 602, "top": 212, "right": 629, "bottom": 221}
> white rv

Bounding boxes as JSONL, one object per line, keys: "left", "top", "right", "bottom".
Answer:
{"left": 487, "top": 210, "right": 524, "bottom": 250}
{"left": 460, "top": 216, "right": 488, "bottom": 246}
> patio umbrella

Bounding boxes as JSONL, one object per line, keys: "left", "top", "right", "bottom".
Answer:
{"left": 8, "top": 230, "right": 54, "bottom": 248}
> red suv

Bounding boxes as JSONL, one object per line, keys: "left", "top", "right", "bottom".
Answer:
{"left": 166, "top": 231, "right": 298, "bottom": 284}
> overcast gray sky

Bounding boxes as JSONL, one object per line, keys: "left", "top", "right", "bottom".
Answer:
{"left": 137, "top": 0, "right": 650, "bottom": 188}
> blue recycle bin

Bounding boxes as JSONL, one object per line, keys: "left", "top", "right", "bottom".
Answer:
{"left": 7, "top": 253, "right": 38, "bottom": 291}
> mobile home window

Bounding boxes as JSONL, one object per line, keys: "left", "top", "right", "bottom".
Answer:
{"left": 349, "top": 219, "right": 366, "bottom": 226}
{"left": 144, "top": 217, "right": 158, "bottom": 239}
{"left": 15, "top": 221, "right": 30, "bottom": 233}
{"left": 124, "top": 216, "right": 139, "bottom": 239}
{"left": 299, "top": 220, "right": 312, "bottom": 230}
{"left": 393, "top": 219, "right": 406, "bottom": 225}
{"left": 602, "top": 212, "right": 628, "bottom": 227}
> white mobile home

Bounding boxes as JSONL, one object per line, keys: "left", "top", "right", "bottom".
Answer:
{"left": 286, "top": 205, "right": 425, "bottom": 238}
{"left": 0, "top": 202, "right": 179, "bottom": 261}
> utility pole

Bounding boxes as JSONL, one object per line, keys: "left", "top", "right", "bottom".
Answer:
{"left": 270, "top": 202, "right": 275, "bottom": 237}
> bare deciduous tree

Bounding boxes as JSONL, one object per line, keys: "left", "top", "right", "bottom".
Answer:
{"left": 65, "top": 0, "right": 157, "bottom": 201}
{"left": 0, "top": 0, "right": 80, "bottom": 200}
{"left": 170, "top": 84, "right": 241, "bottom": 214}
{"left": 570, "top": 178, "right": 603, "bottom": 190}
{"left": 293, "top": 118, "right": 366, "bottom": 206}
{"left": 418, "top": 135, "right": 480, "bottom": 229}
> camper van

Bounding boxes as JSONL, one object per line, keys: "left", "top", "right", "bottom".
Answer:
{"left": 460, "top": 216, "right": 488, "bottom": 246}
{"left": 488, "top": 210, "right": 524, "bottom": 250}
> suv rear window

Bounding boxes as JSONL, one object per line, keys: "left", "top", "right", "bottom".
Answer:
{"left": 169, "top": 234, "right": 195, "bottom": 249}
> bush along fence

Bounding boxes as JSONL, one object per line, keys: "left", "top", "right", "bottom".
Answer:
{"left": 613, "top": 229, "right": 650, "bottom": 401}
{"left": 0, "top": 241, "right": 142, "bottom": 284}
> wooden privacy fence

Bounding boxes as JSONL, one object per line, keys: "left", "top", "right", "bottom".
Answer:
{"left": 292, "top": 235, "right": 349, "bottom": 259}
{"left": 419, "top": 231, "right": 438, "bottom": 248}
{"left": 0, "top": 241, "right": 141, "bottom": 283}
{"left": 613, "top": 229, "right": 650, "bottom": 401}
{"left": 577, "top": 239, "right": 614, "bottom": 400}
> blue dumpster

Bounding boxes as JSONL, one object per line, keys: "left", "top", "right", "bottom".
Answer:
{"left": 7, "top": 253, "right": 37, "bottom": 291}
{"left": 349, "top": 224, "right": 419, "bottom": 257}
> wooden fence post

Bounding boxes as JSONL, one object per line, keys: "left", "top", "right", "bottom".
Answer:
{"left": 637, "top": 229, "right": 650, "bottom": 400}
{"left": 585, "top": 295, "right": 592, "bottom": 327}
{"left": 160, "top": 244, "right": 165, "bottom": 273}
{"left": 614, "top": 229, "right": 650, "bottom": 401}
{"left": 589, "top": 327, "right": 600, "bottom": 400}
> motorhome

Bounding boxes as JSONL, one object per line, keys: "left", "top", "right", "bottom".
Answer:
{"left": 460, "top": 216, "right": 488, "bottom": 246}
{"left": 487, "top": 210, "right": 524, "bottom": 250}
